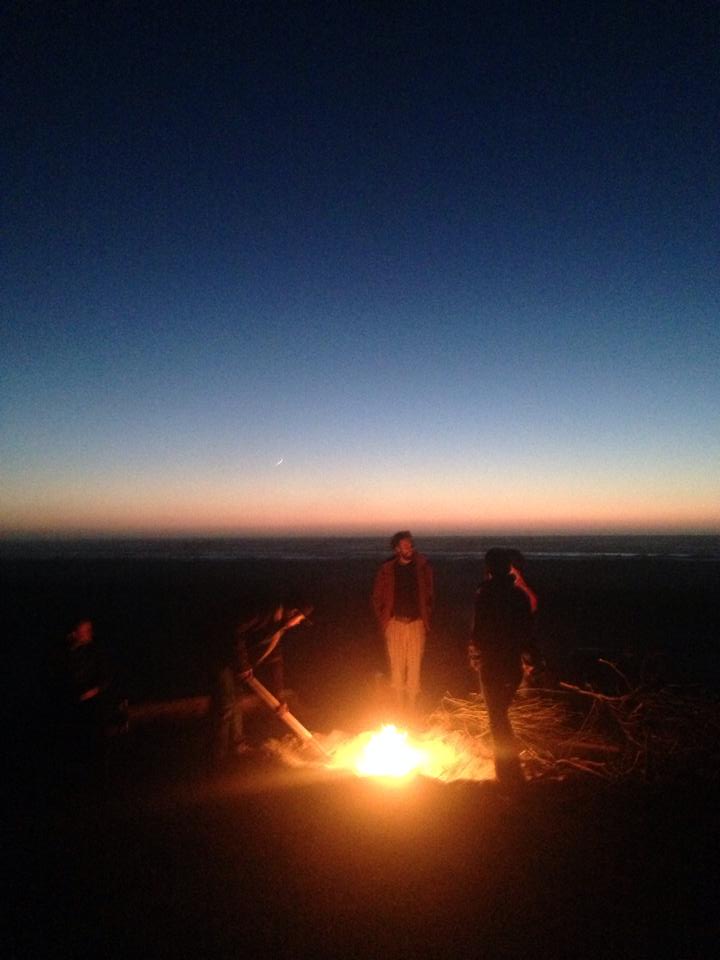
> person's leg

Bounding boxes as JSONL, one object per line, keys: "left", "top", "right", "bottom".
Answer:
{"left": 405, "top": 620, "right": 426, "bottom": 709}
{"left": 385, "top": 619, "right": 405, "bottom": 709}
{"left": 482, "top": 672, "right": 523, "bottom": 785}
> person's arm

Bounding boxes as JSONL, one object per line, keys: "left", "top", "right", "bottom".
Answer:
{"left": 253, "top": 609, "right": 308, "bottom": 667}
{"left": 470, "top": 587, "right": 488, "bottom": 648}
{"left": 468, "top": 588, "right": 486, "bottom": 670}
{"left": 424, "top": 561, "right": 434, "bottom": 626}
{"left": 235, "top": 636, "right": 252, "bottom": 675}
{"left": 513, "top": 592, "right": 545, "bottom": 673}
{"left": 510, "top": 565, "right": 538, "bottom": 613}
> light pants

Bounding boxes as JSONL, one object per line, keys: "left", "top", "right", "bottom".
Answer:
{"left": 385, "top": 617, "right": 426, "bottom": 707}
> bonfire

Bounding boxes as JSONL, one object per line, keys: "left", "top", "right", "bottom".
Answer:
{"left": 269, "top": 659, "right": 720, "bottom": 784}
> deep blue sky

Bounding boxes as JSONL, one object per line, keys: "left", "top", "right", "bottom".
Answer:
{"left": 2, "top": 1, "right": 718, "bottom": 534}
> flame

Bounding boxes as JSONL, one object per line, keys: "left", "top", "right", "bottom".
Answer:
{"left": 355, "top": 724, "right": 425, "bottom": 778}
{"left": 327, "top": 723, "right": 479, "bottom": 782}
{"left": 265, "top": 721, "right": 495, "bottom": 783}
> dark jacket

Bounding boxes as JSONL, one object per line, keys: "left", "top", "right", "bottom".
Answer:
{"left": 372, "top": 553, "right": 433, "bottom": 631}
{"left": 472, "top": 575, "right": 533, "bottom": 676}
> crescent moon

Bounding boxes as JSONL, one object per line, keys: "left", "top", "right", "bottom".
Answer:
{"left": 275, "top": 458, "right": 284, "bottom": 466}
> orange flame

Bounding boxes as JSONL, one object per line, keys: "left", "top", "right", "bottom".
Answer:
{"left": 354, "top": 724, "right": 425, "bottom": 778}
{"left": 327, "top": 724, "right": 488, "bottom": 783}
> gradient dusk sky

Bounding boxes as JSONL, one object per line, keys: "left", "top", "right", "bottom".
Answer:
{"left": 2, "top": 1, "right": 718, "bottom": 536}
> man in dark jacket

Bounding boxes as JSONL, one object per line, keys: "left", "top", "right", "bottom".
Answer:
{"left": 372, "top": 531, "right": 433, "bottom": 714}
{"left": 471, "top": 548, "right": 536, "bottom": 786}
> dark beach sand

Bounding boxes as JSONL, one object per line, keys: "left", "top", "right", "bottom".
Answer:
{"left": 9, "top": 751, "right": 720, "bottom": 959}
{"left": 4, "top": 552, "right": 720, "bottom": 958}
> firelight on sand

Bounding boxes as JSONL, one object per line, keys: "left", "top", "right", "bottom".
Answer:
{"left": 326, "top": 724, "right": 480, "bottom": 782}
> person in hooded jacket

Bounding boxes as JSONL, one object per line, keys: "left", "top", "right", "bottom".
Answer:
{"left": 471, "top": 548, "right": 539, "bottom": 787}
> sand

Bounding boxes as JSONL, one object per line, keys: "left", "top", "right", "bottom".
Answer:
{"left": 9, "top": 749, "right": 719, "bottom": 958}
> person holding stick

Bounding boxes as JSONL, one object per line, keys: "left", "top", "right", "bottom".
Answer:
{"left": 209, "top": 603, "right": 310, "bottom": 765}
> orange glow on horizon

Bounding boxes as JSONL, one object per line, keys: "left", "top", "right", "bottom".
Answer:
{"left": 2, "top": 474, "right": 719, "bottom": 537}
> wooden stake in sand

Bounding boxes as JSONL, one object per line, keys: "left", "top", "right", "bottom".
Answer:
{"left": 240, "top": 670, "right": 329, "bottom": 759}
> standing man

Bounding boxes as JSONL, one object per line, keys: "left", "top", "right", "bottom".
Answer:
{"left": 471, "top": 547, "right": 537, "bottom": 788}
{"left": 372, "top": 531, "right": 433, "bottom": 716}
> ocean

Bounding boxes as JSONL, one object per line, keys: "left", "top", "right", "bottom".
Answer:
{"left": 2, "top": 533, "right": 719, "bottom": 562}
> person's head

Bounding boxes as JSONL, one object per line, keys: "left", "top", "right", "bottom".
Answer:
{"left": 391, "top": 531, "right": 415, "bottom": 563}
{"left": 507, "top": 548, "right": 526, "bottom": 572}
{"left": 484, "top": 547, "right": 511, "bottom": 579}
{"left": 69, "top": 619, "right": 93, "bottom": 646}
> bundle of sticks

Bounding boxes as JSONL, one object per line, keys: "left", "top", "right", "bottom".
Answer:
{"left": 430, "top": 660, "right": 720, "bottom": 782}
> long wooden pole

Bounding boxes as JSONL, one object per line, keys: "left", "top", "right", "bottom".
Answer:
{"left": 241, "top": 671, "right": 329, "bottom": 758}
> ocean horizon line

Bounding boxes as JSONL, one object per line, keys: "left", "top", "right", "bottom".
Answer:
{"left": 1, "top": 532, "right": 719, "bottom": 562}
{"left": 2, "top": 528, "right": 719, "bottom": 541}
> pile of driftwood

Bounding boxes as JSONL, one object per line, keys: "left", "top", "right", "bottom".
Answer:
{"left": 430, "top": 661, "right": 720, "bottom": 782}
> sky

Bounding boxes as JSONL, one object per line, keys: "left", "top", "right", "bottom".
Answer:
{"left": 2, "top": 1, "right": 719, "bottom": 536}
